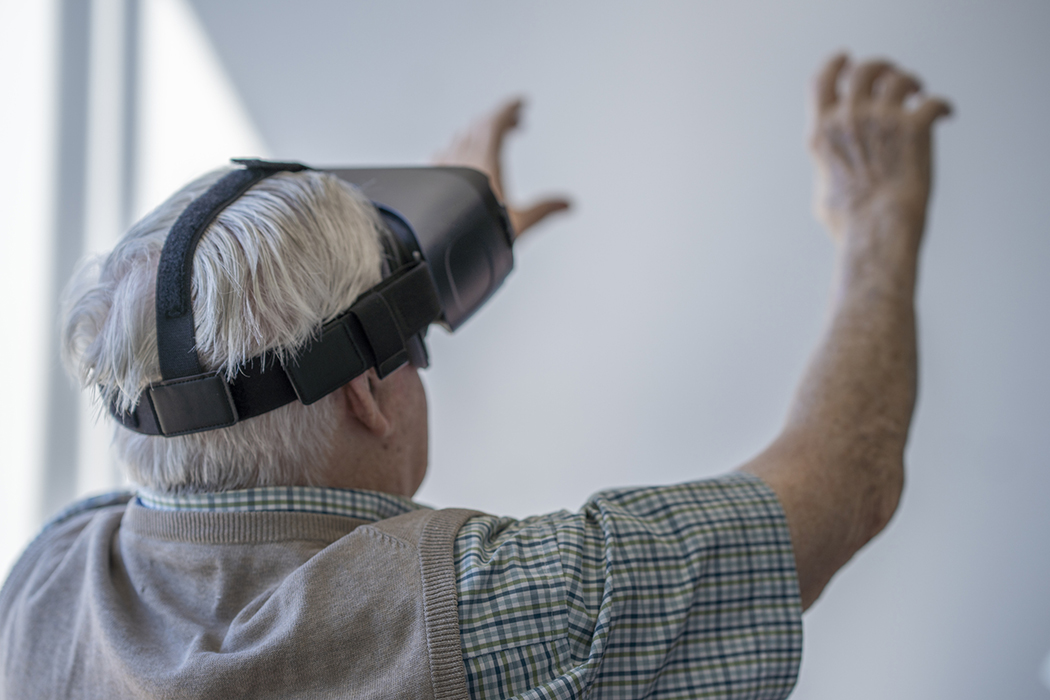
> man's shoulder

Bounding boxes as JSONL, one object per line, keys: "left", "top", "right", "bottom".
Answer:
{"left": 4, "top": 492, "right": 132, "bottom": 577}
{"left": 364, "top": 506, "right": 485, "bottom": 553}
{"left": 0, "top": 492, "right": 133, "bottom": 639}
{"left": 40, "top": 491, "right": 134, "bottom": 533}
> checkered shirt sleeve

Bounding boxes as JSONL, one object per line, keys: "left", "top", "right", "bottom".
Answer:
{"left": 454, "top": 472, "right": 802, "bottom": 700}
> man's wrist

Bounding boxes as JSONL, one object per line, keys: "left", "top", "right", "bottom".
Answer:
{"left": 834, "top": 208, "right": 924, "bottom": 302}
{"left": 843, "top": 189, "right": 927, "bottom": 243}
{"left": 843, "top": 194, "right": 924, "bottom": 255}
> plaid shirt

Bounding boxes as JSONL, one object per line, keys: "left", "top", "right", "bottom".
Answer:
{"left": 137, "top": 473, "right": 802, "bottom": 699}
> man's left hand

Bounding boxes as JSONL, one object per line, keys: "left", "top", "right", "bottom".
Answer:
{"left": 433, "top": 98, "right": 571, "bottom": 238}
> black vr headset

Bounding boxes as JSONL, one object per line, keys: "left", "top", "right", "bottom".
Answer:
{"left": 111, "top": 158, "right": 515, "bottom": 437}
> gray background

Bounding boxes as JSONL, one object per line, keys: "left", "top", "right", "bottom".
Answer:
{"left": 188, "top": 1, "right": 1050, "bottom": 697}
{"left": 9, "top": 0, "right": 1046, "bottom": 697}
{"left": 186, "top": 1, "right": 1050, "bottom": 697}
{"left": 182, "top": 1, "right": 1050, "bottom": 697}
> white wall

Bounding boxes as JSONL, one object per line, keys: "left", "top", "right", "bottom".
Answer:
{"left": 7, "top": 0, "right": 1046, "bottom": 697}
{"left": 77, "top": 0, "right": 268, "bottom": 498}
{"left": 0, "top": 0, "right": 266, "bottom": 574}
{"left": 0, "top": 0, "right": 57, "bottom": 582}
{"left": 188, "top": 1, "right": 1050, "bottom": 697}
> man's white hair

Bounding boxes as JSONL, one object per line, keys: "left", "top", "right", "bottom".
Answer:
{"left": 62, "top": 167, "right": 386, "bottom": 493}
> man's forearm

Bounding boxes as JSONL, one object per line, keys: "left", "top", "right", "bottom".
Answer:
{"left": 740, "top": 55, "right": 949, "bottom": 609}
{"left": 743, "top": 210, "right": 923, "bottom": 606}
{"left": 796, "top": 211, "right": 920, "bottom": 441}
{"left": 787, "top": 212, "right": 920, "bottom": 539}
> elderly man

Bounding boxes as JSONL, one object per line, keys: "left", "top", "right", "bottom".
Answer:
{"left": 0, "top": 54, "right": 950, "bottom": 699}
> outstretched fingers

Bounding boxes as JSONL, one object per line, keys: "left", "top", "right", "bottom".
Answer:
{"left": 509, "top": 198, "right": 571, "bottom": 239}
{"left": 808, "top": 53, "right": 953, "bottom": 242}
{"left": 878, "top": 72, "right": 922, "bottom": 106}
{"left": 489, "top": 98, "right": 524, "bottom": 145}
{"left": 432, "top": 97, "right": 527, "bottom": 201}
{"left": 847, "top": 59, "right": 894, "bottom": 107}
{"left": 483, "top": 98, "right": 524, "bottom": 198}
{"left": 435, "top": 97, "right": 572, "bottom": 239}
{"left": 911, "top": 96, "right": 953, "bottom": 128}
{"left": 813, "top": 53, "right": 849, "bottom": 114}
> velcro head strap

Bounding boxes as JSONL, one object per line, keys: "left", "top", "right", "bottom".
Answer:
{"left": 113, "top": 261, "right": 442, "bottom": 436}
{"left": 284, "top": 261, "right": 441, "bottom": 401}
{"left": 136, "top": 159, "right": 311, "bottom": 435}
{"left": 112, "top": 159, "right": 444, "bottom": 437}
{"left": 155, "top": 160, "right": 310, "bottom": 379}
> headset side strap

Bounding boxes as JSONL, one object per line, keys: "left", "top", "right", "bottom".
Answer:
{"left": 113, "top": 261, "right": 441, "bottom": 436}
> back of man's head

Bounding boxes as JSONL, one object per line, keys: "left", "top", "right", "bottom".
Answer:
{"left": 62, "top": 168, "right": 385, "bottom": 494}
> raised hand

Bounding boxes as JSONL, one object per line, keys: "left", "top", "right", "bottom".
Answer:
{"left": 809, "top": 54, "right": 952, "bottom": 245}
{"left": 433, "top": 98, "right": 570, "bottom": 238}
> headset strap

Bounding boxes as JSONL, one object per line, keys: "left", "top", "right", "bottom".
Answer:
{"left": 112, "top": 261, "right": 440, "bottom": 436}
{"left": 111, "top": 158, "right": 441, "bottom": 437}
{"left": 155, "top": 159, "right": 311, "bottom": 379}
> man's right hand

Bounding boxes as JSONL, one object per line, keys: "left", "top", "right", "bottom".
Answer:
{"left": 741, "top": 54, "right": 952, "bottom": 610}
{"left": 809, "top": 54, "right": 952, "bottom": 247}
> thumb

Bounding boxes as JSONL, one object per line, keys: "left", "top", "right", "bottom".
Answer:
{"left": 509, "top": 198, "right": 571, "bottom": 238}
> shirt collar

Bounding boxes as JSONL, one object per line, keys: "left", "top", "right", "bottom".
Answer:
{"left": 135, "top": 485, "right": 424, "bottom": 522}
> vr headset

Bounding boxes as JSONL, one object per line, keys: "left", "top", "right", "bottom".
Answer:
{"left": 111, "top": 158, "right": 514, "bottom": 437}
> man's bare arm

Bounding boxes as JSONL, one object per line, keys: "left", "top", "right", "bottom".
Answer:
{"left": 740, "top": 55, "right": 952, "bottom": 610}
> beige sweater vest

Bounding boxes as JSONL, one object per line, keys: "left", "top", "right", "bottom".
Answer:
{"left": 0, "top": 499, "right": 480, "bottom": 699}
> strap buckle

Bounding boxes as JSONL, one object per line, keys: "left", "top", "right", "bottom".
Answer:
{"left": 148, "top": 372, "right": 239, "bottom": 436}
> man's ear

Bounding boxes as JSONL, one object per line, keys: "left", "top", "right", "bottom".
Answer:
{"left": 344, "top": 371, "right": 392, "bottom": 438}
